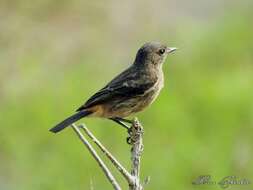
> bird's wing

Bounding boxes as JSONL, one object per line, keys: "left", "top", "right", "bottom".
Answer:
{"left": 76, "top": 66, "right": 157, "bottom": 111}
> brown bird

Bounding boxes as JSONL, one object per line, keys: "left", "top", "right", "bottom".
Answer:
{"left": 50, "top": 42, "right": 177, "bottom": 133}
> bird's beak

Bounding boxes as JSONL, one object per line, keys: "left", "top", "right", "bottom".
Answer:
{"left": 166, "top": 47, "right": 177, "bottom": 54}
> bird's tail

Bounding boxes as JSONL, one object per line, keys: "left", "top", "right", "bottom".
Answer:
{"left": 50, "top": 110, "right": 92, "bottom": 133}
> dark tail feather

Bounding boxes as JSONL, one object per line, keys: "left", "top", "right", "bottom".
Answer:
{"left": 50, "top": 110, "right": 91, "bottom": 133}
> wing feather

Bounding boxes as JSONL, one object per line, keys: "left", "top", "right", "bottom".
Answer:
{"left": 76, "top": 66, "right": 157, "bottom": 111}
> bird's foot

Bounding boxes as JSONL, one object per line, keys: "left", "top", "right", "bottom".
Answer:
{"left": 126, "top": 118, "right": 144, "bottom": 145}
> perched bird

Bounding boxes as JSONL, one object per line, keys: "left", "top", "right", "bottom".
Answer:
{"left": 50, "top": 42, "right": 177, "bottom": 133}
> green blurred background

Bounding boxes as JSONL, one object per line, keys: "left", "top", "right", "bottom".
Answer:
{"left": 0, "top": 0, "right": 253, "bottom": 189}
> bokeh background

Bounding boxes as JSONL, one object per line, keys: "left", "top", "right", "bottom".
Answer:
{"left": 1, "top": 0, "right": 253, "bottom": 189}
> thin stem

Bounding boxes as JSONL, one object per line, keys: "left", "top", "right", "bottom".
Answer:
{"left": 71, "top": 124, "right": 122, "bottom": 190}
{"left": 129, "top": 118, "right": 144, "bottom": 190}
{"left": 79, "top": 124, "right": 134, "bottom": 184}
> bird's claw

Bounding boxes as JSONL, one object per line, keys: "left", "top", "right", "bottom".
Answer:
{"left": 126, "top": 136, "right": 132, "bottom": 144}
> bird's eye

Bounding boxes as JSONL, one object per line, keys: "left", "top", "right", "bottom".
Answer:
{"left": 158, "top": 48, "right": 165, "bottom": 55}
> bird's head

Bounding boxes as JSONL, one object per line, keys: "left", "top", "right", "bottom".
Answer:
{"left": 134, "top": 42, "right": 177, "bottom": 68}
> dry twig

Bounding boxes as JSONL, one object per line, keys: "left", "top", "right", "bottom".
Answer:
{"left": 71, "top": 124, "right": 121, "bottom": 190}
{"left": 71, "top": 117, "right": 145, "bottom": 190}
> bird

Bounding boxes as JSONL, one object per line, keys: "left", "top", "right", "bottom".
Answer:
{"left": 50, "top": 42, "right": 177, "bottom": 133}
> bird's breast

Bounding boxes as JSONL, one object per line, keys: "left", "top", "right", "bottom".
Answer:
{"left": 132, "top": 70, "right": 164, "bottom": 113}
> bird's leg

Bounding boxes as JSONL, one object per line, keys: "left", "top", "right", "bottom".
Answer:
{"left": 110, "top": 118, "right": 130, "bottom": 130}
{"left": 114, "top": 117, "right": 135, "bottom": 135}
{"left": 110, "top": 118, "right": 133, "bottom": 144}
{"left": 114, "top": 117, "right": 134, "bottom": 124}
